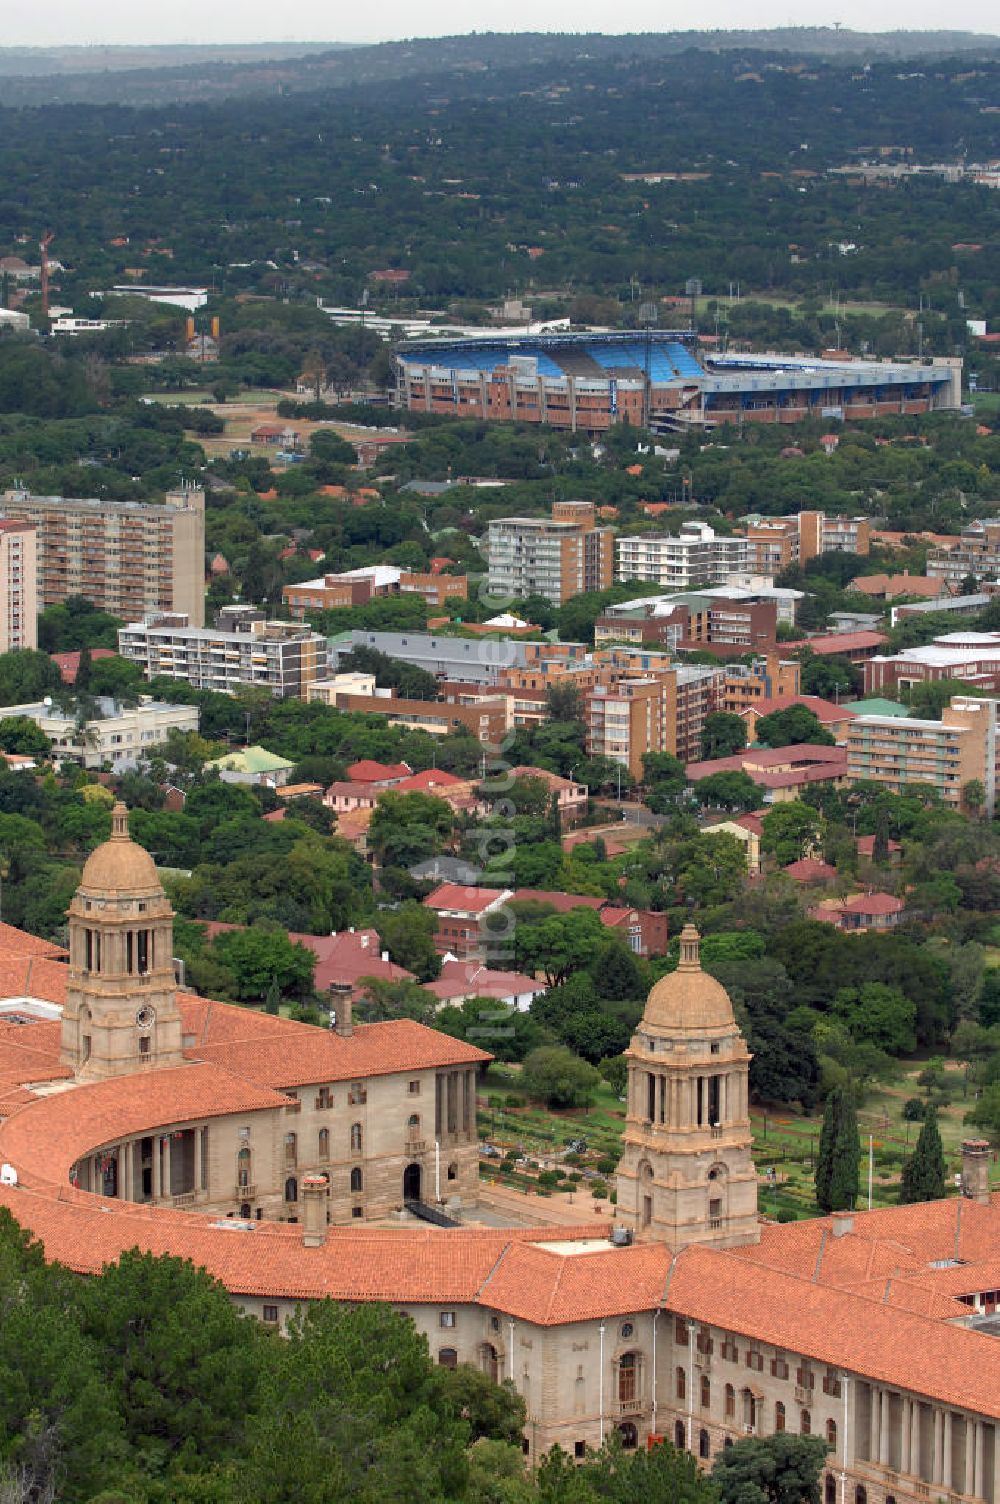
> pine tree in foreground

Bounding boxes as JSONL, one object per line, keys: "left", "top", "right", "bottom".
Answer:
{"left": 900, "top": 1107, "right": 947, "bottom": 1204}
{"left": 815, "top": 1086, "right": 860, "bottom": 1213}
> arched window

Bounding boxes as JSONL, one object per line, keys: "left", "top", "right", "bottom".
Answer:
{"left": 407, "top": 1113, "right": 420, "bottom": 1133}
{"left": 619, "top": 1422, "right": 638, "bottom": 1450}
{"left": 676, "top": 1365, "right": 686, "bottom": 1402}
{"left": 284, "top": 1132, "right": 297, "bottom": 1166}
{"left": 826, "top": 1419, "right": 837, "bottom": 1449}
{"left": 699, "top": 1429, "right": 711, "bottom": 1460}
{"left": 825, "top": 1477, "right": 837, "bottom": 1504}
{"left": 775, "top": 1401, "right": 786, "bottom": 1433}
{"left": 480, "top": 1343, "right": 499, "bottom": 1383}
{"left": 318, "top": 1128, "right": 329, "bottom": 1160}
{"left": 674, "top": 1420, "right": 686, "bottom": 1450}
{"left": 618, "top": 1352, "right": 638, "bottom": 1403}
{"left": 447, "top": 1162, "right": 458, "bottom": 1181}
{"left": 855, "top": 1488, "right": 867, "bottom": 1504}
{"left": 700, "top": 1375, "right": 711, "bottom": 1409}
{"left": 284, "top": 1176, "right": 298, "bottom": 1203}
{"left": 237, "top": 1146, "right": 251, "bottom": 1188}
{"left": 350, "top": 1123, "right": 363, "bottom": 1154}
{"left": 350, "top": 1167, "right": 363, "bottom": 1193}
{"left": 801, "top": 1410, "right": 811, "bottom": 1436}
{"left": 725, "top": 1384, "right": 735, "bottom": 1419}
{"left": 438, "top": 1348, "right": 458, "bottom": 1369}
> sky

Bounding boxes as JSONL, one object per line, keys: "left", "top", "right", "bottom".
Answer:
{"left": 3, "top": 0, "right": 999, "bottom": 47}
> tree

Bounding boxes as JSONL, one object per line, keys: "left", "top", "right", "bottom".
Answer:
{"left": 211, "top": 925, "right": 317, "bottom": 1001}
{"left": 815, "top": 1086, "right": 860, "bottom": 1212}
{"left": 712, "top": 1434, "right": 830, "bottom": 1504}
{"left": 832, "top": 983, "right": 916, "bottom": 1054}
{"left": 761, "top": 801, "right": 823, "bottom": 866}
{"left": 755, "top": 706, "right": 835, "bottom": 748}
{"left": 521, "top": 1045, "right": 600, "bottom": 1107}
{"left": 376, "top": 901, "right": 441, "bottom": 981}
{"left": 0, "top": 716, "right": 51, "bottom": 759}
{"left": 511, "top": 904, "right": 607, "bottom": 987}
{"left": 546, "top": 681, "right": 584, "bottom": 724}
{"left": 900, "top": 1108, "right": 947, "bottom": 1203}
{"left": 0, "top": 649, "right": 63, "bottom": 706}
{"left": 692, "top": 771, "right": 759, "bottom": 812}
{"left": 700, "top": 711, "right": 747, "bottom": 759}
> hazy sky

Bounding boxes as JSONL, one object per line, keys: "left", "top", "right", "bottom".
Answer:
{"left": 4, "top": 0, "right": 999, "bottom": 47}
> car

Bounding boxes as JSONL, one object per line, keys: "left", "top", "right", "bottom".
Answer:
{"left": 479, "top": 1143, "right": 500, "bottom": 1157}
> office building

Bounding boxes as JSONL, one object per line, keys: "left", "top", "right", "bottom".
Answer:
{"left": 0, "top": 484, "right": 206, "bottom": 627}
{"left": 118, "top": 607, "right": 327, "bottom": 700}
{"left": 0, "top": 518, "right": 37, "bottom": 652}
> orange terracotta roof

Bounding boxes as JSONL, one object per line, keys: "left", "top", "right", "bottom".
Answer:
{"left": 0, "top": 923, "right": 67, "bottom": 959}
{"left": 481, "top": 1239, "right": 672, "bottom": 1324}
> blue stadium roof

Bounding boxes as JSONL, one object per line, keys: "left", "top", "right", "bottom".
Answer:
{"left": 396, "top": 330, "right": 704, "bottom": 382}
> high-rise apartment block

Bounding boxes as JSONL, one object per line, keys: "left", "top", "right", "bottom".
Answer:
{"left": 0, "top": 519, "right": 37, "bottom": 652}
{"left": 847, "top": 695, "right": 1000, "bottom": 814}
{"left": 118, "top": 606, "right": 327, "bottom": 700}
{"left": 487, "top": 501, "right": 613, "bottom": 605}
{"left": 585, "top": 663, "right": 723, "bottom": 777}
{"left": 0, "top": 485, "right": 206, "bottom": 627}
{"left": 735, "top": 511, "right": 872, "bottom": 579}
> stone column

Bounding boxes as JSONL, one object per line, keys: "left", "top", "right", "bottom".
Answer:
{"left": 197, "top": 1127, "right": 207, "bottom": 1192}
{"left": 942, "top": 1411, "right": 953, "bottom": 1492}
{"left": 901, "top": 1398, "right": 912, "bottom": 1476}
{"left": 152, "top": 1137, "right": 162, "bottom": 1199}
{"left": 879, "top": 1391, "right": 891, "bottom": 1467}
{"left": 932, "top": 1409, "right": 944, "bottom": 1486}
{"left": 973, "top": 1420, "right": 984, "bottom": 1500}
{"left": 869, "top": 1387, "right": 880, "bottom": 1464}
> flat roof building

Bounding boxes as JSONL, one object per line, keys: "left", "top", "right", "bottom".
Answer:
{"left": 488, "top": 502, "right": 613, "bottom": 605}
{"left": 118, "top": 608, "right": 327, "bottom": 700}
{"left": 0, "top": 518, "right": 37, "bottom": 653}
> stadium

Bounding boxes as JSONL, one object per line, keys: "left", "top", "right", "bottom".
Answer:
{"left": 393, "top": 331, "right": 962, "bottom": 433}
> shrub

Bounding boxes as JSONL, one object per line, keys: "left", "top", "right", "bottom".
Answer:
{"left": 903, "top": 1097, "right": 926, "bottom": 1122}
{"left": 597, "top": 1156, "right": 617, "bottom": 1176}
{"left": 590, "top": 1180, "right": 608, "bottom": 1198}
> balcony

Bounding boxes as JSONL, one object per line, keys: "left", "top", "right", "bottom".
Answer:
{"left": 406, "top": 1139, "right": 427, "bottom": 1154}
{"left": 618, "top": 1399, "right": 644, "bottom": 1416}
{"left": 235, "top": 1184, "right": 257, "bottom": 1199}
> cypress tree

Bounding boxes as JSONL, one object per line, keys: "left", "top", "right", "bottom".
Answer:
{"left": 872, "top": 807, "right": 890, "bottom": 866}
{"left": 75, "top": 643, "right": 92, "bottom": 693}
{"left": 900, "top": 1107, "right": 947, "bottom": 1204}
{"left": 815, "top": 1087, "right": 860, "bottom": 1213}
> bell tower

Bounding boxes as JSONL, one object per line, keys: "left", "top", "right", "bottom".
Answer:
{"left": 616, "top": 925, "right": 758, "bottom": 1249}
{"left": 60, "top": 802, "right": 183, "bottom": 1080}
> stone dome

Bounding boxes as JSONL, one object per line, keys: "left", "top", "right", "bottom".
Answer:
{"left": 78, "top": 802, "right": 163, "bottom": 898}
{"left": 642, "top": 924, "right": 736, "bottom": 1034}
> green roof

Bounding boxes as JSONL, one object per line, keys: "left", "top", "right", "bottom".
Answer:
{"left": 843, "top": 698, "right": 909, "bottom": 718}
{"left": 206, "top": 745, "right": 295, "bottom": 774}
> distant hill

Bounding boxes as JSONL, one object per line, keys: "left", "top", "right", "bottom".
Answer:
{"left": 1, "top": 29, "right": 999, "bottom": 106}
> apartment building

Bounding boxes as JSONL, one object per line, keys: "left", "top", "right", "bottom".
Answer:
{"left": 927, "top": 519, "right": 1000, "bottom": 589}
{"left": 721, "top": 653, "right": 802, "bottom": 713}
{"left": 798, "top": 510, "right": 871, "bottom": 560}
{"left": 0, "top": 695, "right": 199, "bottom": 769}
{"left": 329, "top": 630, "right": 532, "bottom": 685}
{"left": 0, "top": 519, "right": 37, "bottom": 652}
{"left": 733, "top": 511, "right": 871, "bottom": 578}
{"left": 283, "top": 565, "right": 468, "bottom": 619}
{"left": 616, "top": 523, "right": 748, "bottom": 590}
{"left": 306, "top": 672, "right": 509, "bottom": 746}
{"left": 487, "top": 501, "right": 614, "bottom": 605}
{"left": 585, "top": 663, "right": 722, "bottom": 776}
{"left": 847, "top": 695, "right": 1000, "bottom": 813}
{"left": 739, "top": 515, "right": 801, "bottom": 576}
{"left": 0, "top": 484, "right": 206, "bottom": 627}
{"left": 118, "top": 606, "right": 327, "bottom": 699}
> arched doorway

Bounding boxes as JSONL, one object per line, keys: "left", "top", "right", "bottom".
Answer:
{"left": 403, "top": 1162, "right": 422, "bottom": 1202}
{"left": 619, "top": 1422, "right": 638, "bottom": 1450}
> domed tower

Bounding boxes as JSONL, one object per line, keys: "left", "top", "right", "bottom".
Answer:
{"left": 616, "top": 925, "right": 758, "bottom": 1249}
{"left": 60, "top": 802, "right": 183, "bottom": 1079}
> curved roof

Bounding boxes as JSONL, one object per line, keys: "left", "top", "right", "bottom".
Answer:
{"left": 642, "top": 925, "right": 736, "bottom": 1034}
{"left": 78, "top": 802, "right": 163, "bottom": 898}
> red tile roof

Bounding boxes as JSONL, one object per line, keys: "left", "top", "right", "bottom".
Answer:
{"left": 802, "top": 631, "right": 887, "bottom": 656}
{"left": 0, "top": 922, "right": 67, "bottom": 959}
{"left": 783, "top": 857, "right": 838, "bottom": 882}
{"left": 393, "top": 769, "right": 466, "bottom": 795}
{"left": 744, "top": 695, "right": 853, "bottom": 724}
{"left": 346, "top": 760, "right": 412, "bottom": 784}
{"left": 856, "top": 834, "right": 902, "bottom": 858}
{"left": 424, "top": 884, "right": 510, "bottom": 916}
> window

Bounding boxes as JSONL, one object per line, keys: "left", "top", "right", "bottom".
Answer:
{"left": 722, "top": 1337, "right": 739, "bottom": 1362}
{"left": 675, "top": 1317, "right": 689, "bottom": 1345}
{"left": 284, "top": 1132, "right": 297, "bottom": 1166}
{"left": 348, "top": 1083, "right": 367, "bottom": 1105}
{"left": 725, "top": 1384, "right": 735, "bottom": 1419}
{"left": 700, "top": 1375, "right": 711, "bottom": 1409}
{"left": 352, "top": 1206, "right": 363, "bottom": 1219}
{"left": 699, "top": 1429, "right": 711, "bottom": 1459}
{"left": 284, "top": 1176, "right": 298, "bottom": 1203}
{"left": 575, "top": 1442, "right": 586, "bottom": 1461}
{"left": 676, "top": 1366, "right": 686, "bottom": 1401}
{"left": 796, "top": 1366, "right": 815, "bottom": 1390}
{"left": 438, "top": 1348, "right": 458, "bottom": 1369}
{"left": 408, "top": 1080, "right": 420, "bottom": 1094}
{"left": 440, "top": 1311, "right": 456, "bottom": 1328}
{"left": 481, "top": 1343, "right": 499, "bottom": 1383}
{"left": 823, "top": 1372, "right": 842, "bottom": 1398}
{"left": 621, "top": 1322, "right": 634, "bottom": 1340}
{"left": 826, "top": 1419, "right": 837, "bottom": 1449}
{"left": 618, "top": 1353, "right": 638, "bottom": 1404}
{"left": 696, "top": 1329, "right": 713, "bottom": 1355}
{"left": 826, "top": 1479, "right": 837, "bottom": 1504}
{"left": 350, "top": 1124, "right": 363, "bottom": 1154}
{"left": 350, "top": 1167, "right": 363, "bottom": 1193}
{"left": 771, "top": 1356, "right": 789, "bottom": 1380}
{"left": 407, "top": 1113, "right": 421, "bottom": 1134}
{"left": 237, "top": 1148, "right": 251, "bottom": 1187}
{"left": 262, "top": 1305, "right": 278, "bottom": 1323}
{"left": 447, "top": 1162, "right": 458, "bottom": 1181}
{"left": 745, "top": 1348, "right": 763, "bottom": 1372}
{"left": 801, "top": 1411, "right": 811, "bottom": 1436}
{"left": 775, "top": 1402, "right": 786, "bottom": 1433}
{"left": 855, "top": 1489, "right": 867, "bottom": 1504}
{"left": 138, "top": 1036, "right": 150, "bottom": 1056}
{"left": 318, "top": 1128, "right": 329, "bottom": 1160}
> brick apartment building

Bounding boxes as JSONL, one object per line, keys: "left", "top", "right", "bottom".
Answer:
{"left": 865, "top": 632, "right": 1000, "bottom": 696}
{"left": 283, "top": 565, "right": 468, "bottom": 619}
{"left": 1, "top": 484, "right": 206, "bottom": 627}
{"left": 423, "top": 883, "right": 669, "bottom": 961}
{"left": 595, "top": 592, "right": 780, "bottom": 653}
{"left": 847, "top": 695, "right": 1000, "bottom": 814}
{"left": 0, "top": 518, "right": 37, "bottom": 652}
{"left": 927, "top": 518, "right": 1000, "bottom": 590}
{"left": 487, "top": 501, "right": 614, "bottom": 605}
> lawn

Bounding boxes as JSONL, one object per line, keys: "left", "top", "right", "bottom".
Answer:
{"left": 477, "top": 1060, "right": 996, "bottom": 1218}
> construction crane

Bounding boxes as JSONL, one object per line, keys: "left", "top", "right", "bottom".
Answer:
{"left": 39, "top": 231, "right": 54, "bottom": 325}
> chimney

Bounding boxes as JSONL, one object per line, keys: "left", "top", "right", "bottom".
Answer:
{"left": 830, "top": 1210, "right": 854, "bottom": 1237}
{"left": 334, "top": 994, "right": 353, "bottom": 1038}
{"left": 301, "top": 1174, "right": 328, "bottom": 1247}
{"left": 961, "top": 1139, "right": 991, "bottom": 1205}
